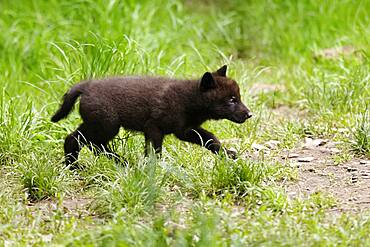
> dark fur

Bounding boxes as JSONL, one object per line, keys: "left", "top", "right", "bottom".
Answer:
{"left": 52, "top": 65, "right": 252, "bottom": 165}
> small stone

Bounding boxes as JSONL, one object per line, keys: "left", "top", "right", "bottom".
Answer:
{"left": 360, "top": 160, "right": 370, "bottom": 165}
{"left": 290, "top": 162, "right": 300, "bottom": 168}
{"left": 348, "top": 197, "right": 358, "bottom": 202}
{"left": 264, "top": 140, "right": 281, "bottom": 149}
{"left": 320, "top": 149, "right": 330, "bottom": 154}
{"left": 361, "top": 173, "right": 370, "bottom": 179}
{"left": 317, "top": 159, "right": 326, "bottom": 164}
{"left": 303, "top": 138, "right": 328, "bottom": 149}
{"left": 351, "top": 176, "right": 358, "bottom": 183}
{"left": 252, "top": 143, "right": 267, "bottom": 151}
{"left": 329, "top": 148, "right": 341, "bottom": 154}
{"left": 347, "top": 167, "right": 358, "bottom": 172}
{"left": 288, "top": 153, "right": 299, "bottom": 158}
{"left": 325, "top": 141, "right": 342, "bottom": 148}
{"left": 307, "top": 168, "right": 316, "bottom": 172}
{"left": 297, "top": 156, "right": 315, "bottom": 162}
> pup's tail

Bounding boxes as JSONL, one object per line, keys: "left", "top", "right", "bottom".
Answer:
{"left": 51, "top": 82, "right": 86, "bottom": 122}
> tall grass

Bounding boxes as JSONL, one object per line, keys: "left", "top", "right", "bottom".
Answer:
{"left": 351, "top": 110, "right": 370, "bottom": 156}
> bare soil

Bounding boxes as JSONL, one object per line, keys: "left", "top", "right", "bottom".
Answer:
{"left": 281, "top": 139, "right": 370, "bottom": 212}
{"left": 28, "top": 197, "right": 94, "bottom": 219}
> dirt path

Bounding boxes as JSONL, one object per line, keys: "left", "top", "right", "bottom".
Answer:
{"left": 281, "top": 138, "right": 370, "bottom": 212}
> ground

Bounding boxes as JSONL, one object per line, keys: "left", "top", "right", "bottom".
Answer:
{"left": 284, "top": 139, "right": 370, "bottom": 212}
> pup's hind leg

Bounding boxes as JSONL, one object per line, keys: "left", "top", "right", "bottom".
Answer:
{"left": 64, "top": 122, "right": 120, "bottom": 165}
{"left": 64, "top": 124, "right": 88, "bottom": 165}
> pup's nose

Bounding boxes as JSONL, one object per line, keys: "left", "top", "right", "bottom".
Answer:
{"left": 246, "top": 112, "right": 253, "bottom": 119}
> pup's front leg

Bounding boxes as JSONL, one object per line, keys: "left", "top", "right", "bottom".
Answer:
{"left": 176, "top": 127, "right": 237, "bottom": 159}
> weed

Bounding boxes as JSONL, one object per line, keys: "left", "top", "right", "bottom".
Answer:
{"left": 351, "top": 110, "right": 370, "bottom": 156}
{"left": 93, "top": 156, "right": 166, "bottom": 217}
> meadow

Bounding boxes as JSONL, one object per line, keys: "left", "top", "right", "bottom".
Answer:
{"left": 0, "top": 0, "right": 369, "bottom": 246}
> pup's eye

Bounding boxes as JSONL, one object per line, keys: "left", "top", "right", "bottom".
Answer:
{"left": 228, "top": 96, "right": 237, "bottom": 104}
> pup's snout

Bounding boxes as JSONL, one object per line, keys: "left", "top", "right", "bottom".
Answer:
{"left": 236, "top": 111, "right": 252, "bottom": 123}
{"left": 246, "top": 111, "right": 253, "bottom": 119}
{"left": 233, "top": 104, "right": 253, "bottom": 123}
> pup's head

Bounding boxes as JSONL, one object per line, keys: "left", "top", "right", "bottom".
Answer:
{"left": 199, "top": 65, "right": 252, "bottom": 123}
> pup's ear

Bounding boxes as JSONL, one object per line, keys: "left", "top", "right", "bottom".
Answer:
{"left": 200, "top": 72, "right": 216, "bottom": 92}
{"left": 216, "top": 65, "right": 227, "bottom": 77}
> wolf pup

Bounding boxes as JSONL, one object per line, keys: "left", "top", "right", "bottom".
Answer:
{"left": 51, "top": 65, "right": 252, "bottom": 165}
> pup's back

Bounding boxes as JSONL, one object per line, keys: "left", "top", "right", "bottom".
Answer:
{"left": 78, "top": 76, "right": 193, "bottom": 132}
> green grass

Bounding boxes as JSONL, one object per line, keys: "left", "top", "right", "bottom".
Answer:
{"left": 0, "top": 0, "right": 369, "bottom": 245}
{"left": 351, "top": 110, "right": 370, "bottom": 155}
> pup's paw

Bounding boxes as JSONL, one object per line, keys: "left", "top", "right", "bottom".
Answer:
{"left": 225, "top": 148, "right": 238, "bottom": 159}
